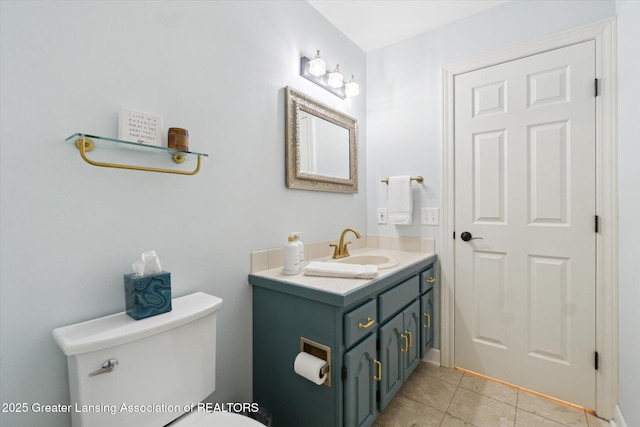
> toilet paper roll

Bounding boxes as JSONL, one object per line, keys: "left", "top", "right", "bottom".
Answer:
{"left": 293, "top": 352, "right": 327, "bottom": 385}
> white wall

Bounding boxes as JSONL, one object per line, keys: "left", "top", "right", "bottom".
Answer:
{"left": 0, "top": 1, "right": 365, "bottom": 426}
{"left": 366, "top": 0, "right": 616, "bottom": 240}
{"left": 616, "top": 2, "right": 640, "bottom": 426}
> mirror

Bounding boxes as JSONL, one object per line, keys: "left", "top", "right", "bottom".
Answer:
{"left": 285, "top": 86, "right": 358, "bottom": 193}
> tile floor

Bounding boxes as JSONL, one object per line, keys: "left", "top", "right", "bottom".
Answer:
{"left": 374, "top": 363, "right": 610, "bottom": 427}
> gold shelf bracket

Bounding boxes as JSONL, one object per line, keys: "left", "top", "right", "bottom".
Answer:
{"left": 74, "top": 136, "right": 202, "bottom": 175}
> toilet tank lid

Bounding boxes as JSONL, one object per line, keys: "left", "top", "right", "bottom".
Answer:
{"left": 52, "top": 292, "right": 223, "bottom": 356}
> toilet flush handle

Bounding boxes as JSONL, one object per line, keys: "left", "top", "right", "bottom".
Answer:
{"left": 89, "top": 358, "right": 118, "bottom": 377}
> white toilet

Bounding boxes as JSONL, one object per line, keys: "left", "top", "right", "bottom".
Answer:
{"left": 52, "top": 292, "right": 264, "bottom": 427}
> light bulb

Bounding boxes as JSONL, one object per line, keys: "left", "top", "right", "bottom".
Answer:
{"left": 327, "top": 64, "right": 344, "bottom": 89}
{"left": 308, "top": 50, "right": 326, "bottom": 77}
{"left": 345, "top": 75, "right": 359, "bottom": 97}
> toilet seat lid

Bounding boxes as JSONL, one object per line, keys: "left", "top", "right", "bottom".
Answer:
{"left": 172, "top": 410, "right": 265, "bottom": 426}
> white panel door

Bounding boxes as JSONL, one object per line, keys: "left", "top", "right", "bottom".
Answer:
{"left": 454, "top": 41, "right": 596, "bottom": 408}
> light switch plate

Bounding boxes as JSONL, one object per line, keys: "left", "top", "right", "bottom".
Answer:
{"left": 377, "top": 208, "right": 387, "bottom": 224}
{"left": 421, "top": 208, "right": 439, "bottom": 225}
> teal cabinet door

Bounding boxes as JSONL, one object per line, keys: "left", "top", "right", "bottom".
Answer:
{"left": 378, "top": 312, "right": 403, "bottom": 409}
{"left": 378, "top": 299, "right": 421, "bottom": 410}
{"left": 403, "top": 300, "right": 421, "bottom": 378}
{"left": 420, "top": 289, "right": 434, "bottom": 358}
{"left": 344, "top": 334, "right": 378, "bottom": 427}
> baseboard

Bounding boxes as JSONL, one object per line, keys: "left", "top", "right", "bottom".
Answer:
{"left": 610, "top": 404, "right": 628, "bottom": 427}
{"left": 421, "top": 347, "right": 440, "bottom": 366}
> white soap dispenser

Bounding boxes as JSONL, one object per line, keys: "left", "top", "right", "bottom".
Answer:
{"left": 294, "top": 232, "right": 305, "bottom": 267}
{"left": 283, "top": 234, "right": 300, "bottom": 275}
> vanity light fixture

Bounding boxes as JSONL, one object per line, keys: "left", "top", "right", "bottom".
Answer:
{"left": 299, "top": 50, "right": 359, "bottom": 99}
{"left": 327, "top": 64, "right": 344, "bottom": 89}
{"left": 344, "top": 75, "right": 360, "bottom": 98}
{"left": 307, "top": 50, "right": 326, "bottom": 77}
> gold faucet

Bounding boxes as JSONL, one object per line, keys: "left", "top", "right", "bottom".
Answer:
{"left": 330, "top": 228, "right": 361, "bottom": 259}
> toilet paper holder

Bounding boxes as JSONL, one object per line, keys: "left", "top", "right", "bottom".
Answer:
{"left": 300, "top": 337, "right": 331, "bottom": 387}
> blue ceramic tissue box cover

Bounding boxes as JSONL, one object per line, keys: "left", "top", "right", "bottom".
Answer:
{"left": 124, "top": 271, "right": 172, "bottom": 320}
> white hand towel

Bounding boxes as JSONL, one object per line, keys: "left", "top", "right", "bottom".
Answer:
{"left": 388, "top": 176, "right": 413, "bottom": 225}
{"left": 303, "top": 261, "right": 378, "bottom": 279}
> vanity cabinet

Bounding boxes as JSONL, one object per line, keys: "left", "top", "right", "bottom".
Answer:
{"left": 249, "top": 253, "right": 437, "bottom": 427}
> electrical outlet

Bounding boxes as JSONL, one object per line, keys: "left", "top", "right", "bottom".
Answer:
{"left": 421, "top": 208, "right": 439, "bottom": 225}
{"left": 377, "top": 208, "right": 387, "bottom": 224}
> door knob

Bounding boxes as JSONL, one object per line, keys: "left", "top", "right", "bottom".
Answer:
{"left": 460, "top": 231, "right": 483, "bottom": 242}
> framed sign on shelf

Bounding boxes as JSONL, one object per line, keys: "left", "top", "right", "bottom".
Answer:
{"left": 119, "top": 107, "right": 163, "bottom": 147}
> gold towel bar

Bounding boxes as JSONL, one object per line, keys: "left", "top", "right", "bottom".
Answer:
{"left": 381, "top": 176, "right": 423, "bottom": 184}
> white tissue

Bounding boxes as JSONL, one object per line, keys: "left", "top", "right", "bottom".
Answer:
{"left": 132, "top": 251, "right": 162, "bottom": 276}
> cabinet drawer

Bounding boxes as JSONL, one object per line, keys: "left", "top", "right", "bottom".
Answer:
{"left": 378, "top": 275, "right": 419, "bottom": 322}
{"left": 344, "top": 299, "right": 377, "bottom": 347}
{"left": 421, "top": 266, "right": 436, "bottom": 294}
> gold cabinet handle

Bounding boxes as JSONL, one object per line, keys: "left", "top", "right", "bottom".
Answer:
{"left": 400, "top": 334, "right": 408, "bottom": 352}
{"left": 358, "top": 317, "right": 375, "bottom": 329}
{"left": 426, "top": 277, "right": 436, "bottom": 283}
{"left": 373, "top": 359, "right": 382, "bottom": 381}
{"left": 423, "top": 313, "right": 431, "bottom": 329}
{"left": 405, "top": 330, "right": 413, "bottom": 348}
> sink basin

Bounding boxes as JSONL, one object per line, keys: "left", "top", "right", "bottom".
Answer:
{"left": 336, "top": 255, "right": 399, "bottom": 269}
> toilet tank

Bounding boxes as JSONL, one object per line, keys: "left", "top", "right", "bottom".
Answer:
{"left": 52, "top": 292, "right": 223, "bottom": 427}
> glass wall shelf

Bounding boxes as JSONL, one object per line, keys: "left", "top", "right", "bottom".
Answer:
{"left": 66, "top": 133, "right": 208, "bottom": 175}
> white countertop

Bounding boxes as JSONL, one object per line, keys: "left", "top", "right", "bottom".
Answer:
{"left": 251, "top": 248, "right": 435, "bottom": 296}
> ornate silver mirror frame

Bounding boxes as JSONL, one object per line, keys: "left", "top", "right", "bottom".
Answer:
{"left": 285, "top": 86, "right": 358, "bottom": 193}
